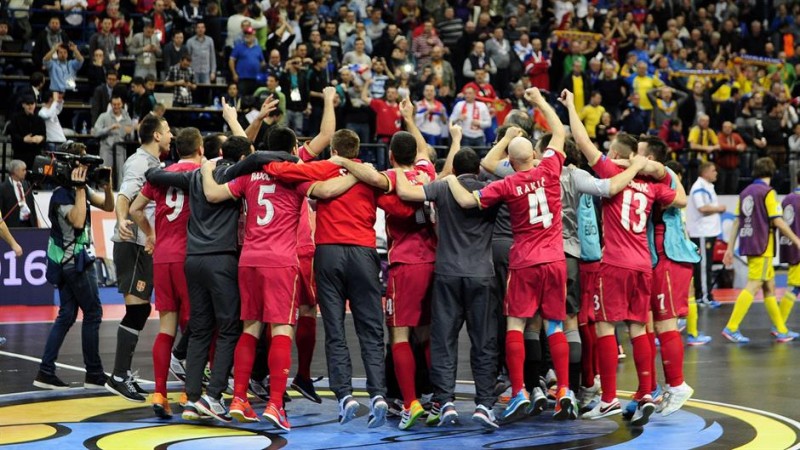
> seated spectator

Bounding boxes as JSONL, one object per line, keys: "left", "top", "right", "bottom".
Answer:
{"left": 688, "top": 114, "right": 721, "bottom": 162}
{"left": 223, "top": 82, "right": 241, "bottom": 111}
{"left": 229, "top": 27, "right": 265, "bottom": 96}
{"left": 32, "top": 16, "right": 69, "bottom": 70}
{"left": 165, "top": 55, "right": 196, "bottom": 107}
{"left": 580, "top": 91, "right": 605, "bottom": 139}
{"left": 0, "top": 19, "right": 17, "bottom": 54}
{"left": 38, "top": 90, "right": 66, "bottom": 146}
{"left": 128, "top": 21, "right": 162, "bottom": 79}
{"left": 451, "top": 86, "right": 491, "bottom": 147}
{"left": 9, "top": 96, "right": 46, "bottom": 167}
{"left": 716, "top": 121, "right": 747, "bottom": 194}
{"left": 162, "top": 30, "right": 189, "bottom": 78}
{"left": 43, "top": 42, "right": 84, "bottom": 96}
{"left": 90, "top": 69, "right": 119, "bottom": 124}
{"left": 93, "top": 93, "right": 133, "bottom": 184}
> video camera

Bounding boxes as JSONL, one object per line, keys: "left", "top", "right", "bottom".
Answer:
{"left": 30, "top": 145, "right": 111, "bottom": 188}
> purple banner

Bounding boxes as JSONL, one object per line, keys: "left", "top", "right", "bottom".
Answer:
{"left": 0, "top": 228, "right": 54, "bottom": 305}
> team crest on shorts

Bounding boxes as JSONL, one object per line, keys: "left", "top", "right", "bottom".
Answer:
{"left": 136, "top": 280, "right": 146, "bottom": 292}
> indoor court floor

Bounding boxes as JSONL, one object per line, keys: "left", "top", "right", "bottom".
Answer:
{"left": 0, "top": 300, "right": 799, "bottom": 449}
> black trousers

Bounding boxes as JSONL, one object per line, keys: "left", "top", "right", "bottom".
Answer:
{"left": 691, "top": 237, "right": 716, "bottom": 302}
{"left": 491, "top": 239, "right": 511, "bottom": 375}
{"left": 184, "top": 254, "right": 242, "bottom": 401}
{"left": 430, "top": 274, "right": 498, "bottom": 408}
{"left": 315, "top": 244, "right": 386, "bottom": 399}
{"left": 716, "top": 168, "right": 740, "bottom": 195}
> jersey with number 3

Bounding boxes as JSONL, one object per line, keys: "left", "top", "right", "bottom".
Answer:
{"left": 592, "top": 155, "right": 676, "bottom": 272}
{"left": 227, "top": 171, "right": 308, "bottom": 268}
{"left": 140, "top": 161, "right": 199, "bottom": 264}
{"left": 476, "top": 148, "right": 566, "bottom": 269}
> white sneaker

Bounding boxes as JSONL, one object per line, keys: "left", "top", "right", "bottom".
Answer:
{"left": 578, "top": 382, "right": 601, "bottom": 407}
{"left": 169, "top": 354, "right": 186, "bottom": 383}
{"left": 338, "top": 395, "right": 360, "bottom": 425}
{"left": 368, "top": 395, "right": 388, "bottom": 428}
{"left": 527, "top": 387, "right": 547, "bottom": 416}
{"left": 582, "top": 398, "right": 621, "bottom": 420}
{"left": 660, "top": 382, "right": 694, "bottom": 416}
{"left": 472, "top": 404, "right": 499, "bottom": 429}
{"left": 631, "top": 395, "right": 655, "bottom": 426}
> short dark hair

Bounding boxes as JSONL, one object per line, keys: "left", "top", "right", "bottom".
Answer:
{"left": 139, "top": 114, "right": 167, "bottom": 144}
{"left": 221, "top": 136, "right": 252, "bottom": 161}
{"left": 434, "top": 157, "right": 446, "bottom": 173}
{"left": 145, "top": 74, "right": 157, "bottom": 83}
{"left": 331, "top": 129, "right": 360, "bottom": 158}
{"left": 132, "top": 76, "right": 145, "bottom": 87}
{"left": 611, "top": 133, "right": 638, "bottom": 157}
{"left": 753, "top": 157, "right": 776, "bottom": 179}
{"left": 453, "top": 147, "right": 480, "bottom": 175}
{"left": 503, "top": 110, "right": 533, "bottom": 137}
{"left": 204, "top": 133, "right": 226, "bottom": 157}
{"left": 106, "top": 69, "right": 118, "bottom": 78}
{"left": 666, "top": 160, "right": 685, "bottom": 178}
{"left": 640, "top": 136, "right": 668, "bottom": 163}
{"left": 30, "top": 72, "right": 45, "bottom": 87}
{"left": 267, "top": 126, "right": 298, "bottom": 152}
{"left": 389, "top": 131, "right": 417, "bottom": 166}
{"left": 176, "top": 127, "right": 202, "bottom": 158}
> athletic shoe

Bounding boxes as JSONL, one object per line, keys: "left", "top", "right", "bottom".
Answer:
{"left": 545, "top": 369, "right": 557, "bottom": 389}
{"left": 472, "top": 404, "right": 499, "bottom": 429}
{"left": 677, "top": 319, "right": 687, "bottom": 333}
{"left": 195, "top": 394, "right": 232, "bottom": 423}
{"left": 387, "top": 398, "right": 404, "bottom": 417}
{"left": 583, "top": 398, "right": 622, "bottom": 420}
{"left": 651, "top": 385, "right": 663, "bottom": 406}
{"left": 33, "top": 372, "right": 69, "bottom": 390}
{"left": 128, "top": 371, "right": 148, "bottom": 394}
{"left": 767, "top": 327, "right": 797, "bottom": 338}
{"left": 169, "top": 354, "right": 187, "bottom": 383}
{"left": 553, "top": 387, "right": 573, "bottom": 420}
{"left": 398, "top": 400, "right": 424, "bottom": 430}
{"left": 152, "top": 392, "right": 173, "bottom": 419}
{"left": 425, "top": 402, "right": 442, "bottom": 426}
{"left": 494, "top": 376, "right": 511, "bottom": 397}
{"left": 225, "top": 377, "right": 235, "bottom": 396}
{"left": 659, "top": 382, "right": 694, "bottom": 416}
{"left": 182, "top": 401, "right": 202, "bottom": 420}
{"left": 368, "top": 396, "right": 388, "bottom": 428}
{"left": 686, "top": 334, "right": 713, "bottom": 346}
{"left": 263, "top": 403, "right": 290, "bottom": 431}
{"left": 618, "top": 345, "right": 627, "bottom": 360}
{"left": 105, "top": 375, "right": 145, "bottom": 402}
{"left": 248, "top": 377, "right": 269, "bottom": 402}
{"left": 698, "top": 298, "right": 721, "bottom": 309}
{"left": 631, "top": 395, "right": 655, "bottom": 426}
{"left": 578, "top": 383, "right": 601, "bottom": 410}
{"left": 722, "top": 327, "right": 750, "bottom": 344}
{"left": 338, "top": 395, "right": 360, "bottom": 425}
{"left": 439, "top": 402, "right": 459, "bottom": 426}
{"left": 230, "top": 396, "right": 260, "bottom": 423}
{"left": 178, "top": 392, "right": 188, "bottom": 407}
{"left": 291, "top": 375, "right": 322, "bottom": 403}
{"left": 775, "top": 331, "right": 796, "bottom": 343}
{"left": 622, "top": 398, "right": 637, "bottom": 420}
{"left": 84, "top": 373, "right": 107, "bottom": 389}
{"left": 528, "top": 387, "right": 547, "bottom": 416}
{"left": 567, "top": 390, "right": 579, "bottom": 420}
{"left": 500, "top": 390, "right": 530, "bottom": 421}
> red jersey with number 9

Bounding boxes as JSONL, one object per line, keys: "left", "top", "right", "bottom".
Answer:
{"left": 140, "top": 161, "right": 199, "bottom": 264}
{"left": 592, "top": 155, "right": 676, "bottom": 272}
{"left": 476, "top": 149, "right": 566, "bottom": 269}
{"left": 227, "top": 171, "right": 310, "bottom": 267}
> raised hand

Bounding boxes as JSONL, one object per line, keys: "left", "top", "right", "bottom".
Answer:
{"left": 449, "top": 123, "right": 463, "bottom": 142}
{"left": 525, "top": 87, "right": 546, "bottom": 105}
{"left": 557, "top": 89, "right": 575, "bottom": 108}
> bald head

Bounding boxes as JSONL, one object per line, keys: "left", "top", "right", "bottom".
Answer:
{"left": 508, "top": 137, "right": 534, "bottom": 165}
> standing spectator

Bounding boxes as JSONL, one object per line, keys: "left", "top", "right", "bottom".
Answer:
{"left": 180, "top": 0, "right": 204, "bottom": 33}
{"left": 93, "top": 94, "right": 134, "bottom": 184}
{"left": 38, "top": 91, "right": 66, "bottom": 146}
{"left": 717, "top": 121, "right": 747, "bottom": 194}
{"left": 580, "top": 92, "right": 605, "bottom": 139}
{"left": 0, "top": 160, "right": 38, "bottom": 228}
{"left": 368, "top": 57, "right": 394, "bottom": 99}
{"left": 522, "top": 37, "right": 550, "bottom": 91}
{"left": 411, "top": 19, "right": 442, "bottom": 70}
{"left": 688, "top": 114, "right": 721, "bottom": 162}
{"left": 162, "top": 30, "right": 189, "bottom": 78}
{"left": 90, "top": 70, "right": 118, "bottom": 125}
{"left": 451, "top": 86, "right": 490, "bottom": 147}
{"left": 658, "top": 119, "right": 687, "bottom": 159}
{"left": 265, "top": 49, "right": 284, "bottom": 79}
{"left": 364, "top": 8, "right": 386, "bottom": 42}
{"left": 593, "top": 63, "right": 627, "bottom": 118}
{"left": 562, "top": 59, "right": 590, "bottom": 112}
{"left": 436, "top": 7, "right": 463, "bottom": 49}
{"left": 362, "top": 81, "right": 401, "bottom": 146}
{"left": 43, "top": 43, "right": 84, "bottom": 95}
{"left": 763, "top": 102, "right": 790, "bottom": 166}
{"left": 279, "top": 55, "right": 309, "bottom": 134}
{"left": 484, "top": 27, "right": 511, "bottom": 97}
{"left": 463, "top": 41, "right": 497, "bottom": 82}
{"left": 253, "top": 73, "right": 286, "bottom": 119}
{"left": 147, "top": 0, "right": 179, "bottom": 45}
{"left": 627, "top": 61, "right": 664, "bottom": 111}
{"left": 372, "top": 23, "right": 399, "bottom": 62}
{"left": 9, "top": 96, "right": 46, "bottom": 167}
{"left": 415, "top": 84, "right": 448, "bottom": 145}
{"left": 165, "top": 55, "right": 196, "bottom": 107}
{"left": 421, "top": 46, "right": 455, "bottom": 101}
{"left": 32, "top": 16, "right": 69, "bottom": 70}
{"left": 89, "top": 17, "right": 119, "bottom": 67}
{"left": 648, "top": 86, "right": 689, "bottom": 131}
{"left": 342, "top": 37, "right": 371, "bottom": 70}
{"left": 338, "top": 9, "right": 358, "bottom": 43}
{"left": 619, "top": 93, "right": 650, "bottom": 137}
{"left": 322, "top": 21, "right": 343, "bottom": 63}
{"left": 229, "top": 27, "right": 265, "bottom": 96}
{"left": 337, "top": 67, "right": 371, "bottom": 144}
{"left": 307, "top": 55, "right": 331, "bottom": 136}
{"left": 128, "top": 22, "right": 162, "bottom": 79}
{"left": 130, "top": 77, "right": 156, "bottom": 120}
{"left": 687, "top": 162, "right": 725, "bottom": 307}
{"left": 186, "top": 21, "right": 217, "bottom": 84}
{"left": 396, "top": 0, "right": 421, "bottom": 30}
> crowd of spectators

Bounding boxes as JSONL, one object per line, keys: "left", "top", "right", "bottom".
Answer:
{"left": 3, "top": 0, "right": 800, "bottom": 193}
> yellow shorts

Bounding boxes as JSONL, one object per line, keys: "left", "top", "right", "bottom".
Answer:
{"left": 747, "top": 256, "right": 775, "bottom": 281}
{"left": 789, "top": 264, "right": 800, "bottom": 286}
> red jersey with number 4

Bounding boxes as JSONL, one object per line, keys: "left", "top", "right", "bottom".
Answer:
{"left": 140, "top": 161, "right": 199, "bottom": 264}
{"left": 476, "top": 149, "right": 566, "bottom": 269}
{"left": 381, "top": 160, "right": 438, "bottom": 265}
{"left": 592, "top": 155, "right": 677, "bottom": 272}
{"left": 227, "top": 171, "right": 310, "bottom": 267}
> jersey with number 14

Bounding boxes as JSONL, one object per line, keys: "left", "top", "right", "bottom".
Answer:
{"left": 139, "top": 161, "right": 199, "bottom": 264}
{"left": 476, "top": 148, "right": 566, "bottom": 269}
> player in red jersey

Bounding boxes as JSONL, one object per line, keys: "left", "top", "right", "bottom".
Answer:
{"left": 562, "top": 89, "right": 686, "bottom": 426}
{"left": 444, "top": 87, "right": 576, "bottom": 421}
{"left": 130, "top": 127, "right": 203, "bottom": 418}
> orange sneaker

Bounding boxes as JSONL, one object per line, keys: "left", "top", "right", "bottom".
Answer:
{"left": 152, "top": 392, "right": 172, "bottom": 419}
{"left": 179, "top": 392, "right": 188, "bottom": 407}
{"left": 263, "top": 402, "right": 291, "bottom": 431}
{"left": 230, "top": 396, "right": 260, "bottom": 423}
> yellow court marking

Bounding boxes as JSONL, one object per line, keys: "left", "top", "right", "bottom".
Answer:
{"left": 95, "top": 424, "right": 257, "bottom": 450}
{"left": 0, "top": 396, "right": 153, "bottom": 425}
{"left": 687, "top": 400, "right": 798, "bottom": 450}
{"left": 0, "top": 424, "right": 58, "bottom": 445}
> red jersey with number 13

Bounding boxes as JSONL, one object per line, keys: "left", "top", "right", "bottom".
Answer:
{"left": 140, "top": 161, "right": 199, "bottom": 264}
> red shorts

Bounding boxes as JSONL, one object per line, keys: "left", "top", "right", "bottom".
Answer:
{"left": 239, "top": 266, "right": 300, "bottom": 325}
{"left": 597, "top": 264, "right": 652, "bottom": 324}
{"left": 505, "top": 261, "right": 567, "bottom": 321}
{"left": 578, "top": 261, "right": 601, "bottom": 325}
{"left": 297, "top": 253, "right": 317, "bottom": 307}
{"left": 651, "top": 258, "right": 693, "bottom": 321}
{"left": 385, "top": 263, "right": 434, "bottom": 327}
{"left": 154, "top": 262, "right": 190, "bottom": 325}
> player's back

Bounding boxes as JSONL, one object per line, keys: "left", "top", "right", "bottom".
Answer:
{"left": 781, "top": 192, "right": 800, "bottom": 264}
{"left": 738, "top": 181, "right": 775, "bottom": 256}
{"left": 381, "top": 163, "right": 437, "bottom": 266}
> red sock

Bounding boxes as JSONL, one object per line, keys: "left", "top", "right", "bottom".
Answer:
{"left": 547, "top": 331, "right": 570, "bottom": 390}
{"left": 597, "top": 335, "right": 618, "bottom": 403}
{"left": 658, "top": 330, "right": 684, "bottom": 387}
{"left": 647, "top": 331, "right": 658, "bottom": 392}
{"left": 392, "top": 342, "right": 417, "bottom": 408}
{"left": 295, "top": 316, "right": 316, "bottom": 379}
{"left": 152, "top": 333, "right": 174, "bottom": 396}
{"left": 631, "top": 334, "right": 653, "bottom": 399}
{"left": 505, "top": 330, "right": 525, "bottom": 395}
{"left": 268, "top": 335, "right": 292, "bottom": 409}
{"left": 578, "top": 324, "right": 596, "bottom": 387}
{"left": 233, "top": 333, "right": 257, "bottom": 399}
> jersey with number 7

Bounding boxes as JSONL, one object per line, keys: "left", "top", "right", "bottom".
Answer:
{"left": 139, "top": 161, "right": 200, "bottom": 264}
{"left": 592, "top": 155, "right": 677, "bottom": 272}
{"left": 475, "top": 148, "right": 566, "bottom": 268}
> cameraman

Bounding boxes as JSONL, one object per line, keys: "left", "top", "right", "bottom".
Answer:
{"left": 34, "top": 142, "right": 114, "bottom": 390}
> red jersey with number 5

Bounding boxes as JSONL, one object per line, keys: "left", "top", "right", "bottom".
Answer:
{"left": 476, "top": 148, "right": 566, "bottom": 269}
{"left": 140, "top": 161, "right": 199, "bottom": 264}
{"left": 592, "top": 155, "right": 676, "bottom": 272}
{"left": 227, "top": 171, "right": 310, "bottom": 267}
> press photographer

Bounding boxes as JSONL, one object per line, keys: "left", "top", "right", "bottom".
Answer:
{"left": 33, "top": 142, "right": 114, "bottom": 390}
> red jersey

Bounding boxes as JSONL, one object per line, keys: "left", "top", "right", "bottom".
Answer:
{"left": 227, "top": 171, "right": 310, "bottom": 267}
{"left": 381, "top": 159, "right": 438, "bottom": 265}
{"left": 296, "top": 144, "right": 317, "bottom": 254}
{"left": 140, "top": 160, "right": 199, "bottom": 264}
{"left": 370, "top": 99, "right": 402, "bottom": 137}
{"left": 477, "top": 149, "right": 566, "bottom": 269}
{"left": 592, "top": 156, "right": 677, "bottom": 272}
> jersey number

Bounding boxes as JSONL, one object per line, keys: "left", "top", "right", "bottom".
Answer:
{"left": 165, "top": 187, "right": 184, "bottom": 222}
{"left": 527, "top": 188, "right": 553, "bottom": 228}
{"left": 257, "top": 184, "right": 276, "bottom": 226}
{"left": 621, "top": 190, "right": 647, "bottom": 233}
{"left": 657, "top": 293, "right": 666, "bottom": 311}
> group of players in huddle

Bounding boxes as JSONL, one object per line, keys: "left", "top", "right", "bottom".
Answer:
{"left": 99, "top": 82, "right": 799, "bottom": 433}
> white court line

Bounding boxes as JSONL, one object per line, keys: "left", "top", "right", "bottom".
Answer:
{"left": 0, "top": 350, "right": 155, "bottom": 383}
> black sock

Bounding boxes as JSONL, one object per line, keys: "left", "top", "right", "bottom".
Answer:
{"left": 566, "top": 329, "right": 582, "bottom": 393}
{"left": 524, "top": 333, "right": 542, "bottom": 393}
{"left": 113, "top": 325, "right": 139, "bottom": 378}
{"left": 251, "top": 328, "right": 269, "bottom": 381}
{"left": 173, "top": 329, "right": 190, "bottom": 360}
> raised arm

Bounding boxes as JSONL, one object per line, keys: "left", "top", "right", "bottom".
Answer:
{"left": 559, "top": 89, "right": 601, "bottom": 165}
{"left": 244, "top": 95, "right": 281, "bottom": 143}
{"left": 329, "top": 155, "right": 390, "bottom": 191}
{"left": 221, "top": 96, "right": 251, "bottom": 138}
{"left": 445, "top": 175, "right": 479, "bottom": 208}
{"left": 308, "top": 174, "right": 359, "bottom": 199}
{"left": 219, "top": 151, "right": 298, "bottom": 184}
{"left": 438, "top": 123, "right": 461, "bottom": 178}
{"left": 400, "top": 96, "right": 429, "bottom": 162}
{"left": 88, "top": 169, "right": 115, "bottom": 212}
{"left": 394, "top": 167, "right": 427, "bottom": 202}
{"left": 305, "top": 86, "right": 338, "bottom": 157}
{"left": 481, "top": 127, "right": 522, "bottom": 175}
{"left": 528, "top": 87, "right": 565, "bottom": 155}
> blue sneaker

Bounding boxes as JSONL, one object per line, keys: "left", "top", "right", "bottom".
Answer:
{"left": 650, "top": 385, "right": 663, "bottom": 405}
{"left": 501, "top": 390, "right": 531, "bottom": 421}
{"left": 770, "top": 327, "right": 799, "bottom": 338}
{"left": 722, "top": 327, "right": 750, "bottom": 344}
{"left": 775, "top": 332, "right": 797, "bottom": 343}
{"left": 621, "top": 398, "right": 637, "bottom": 420}
{"left": 686, "top": 334, "right": 712, "bottom": 346}
{"left": 707, "top": 300, "right": 722, "bottom": 309}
